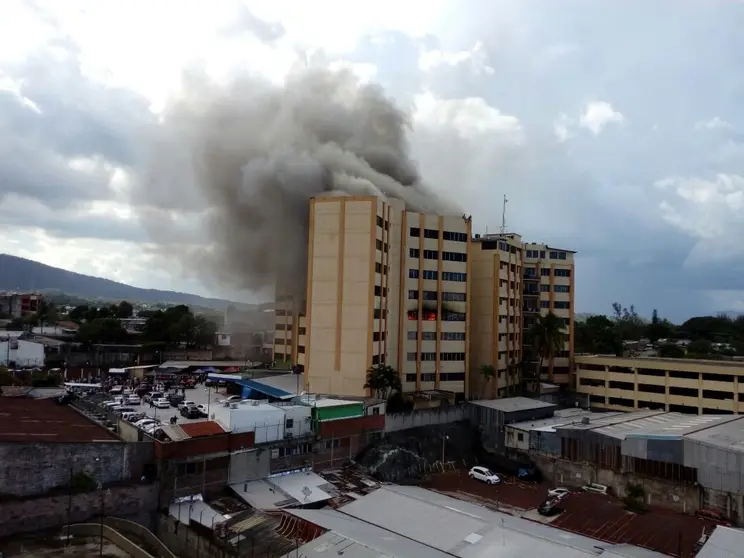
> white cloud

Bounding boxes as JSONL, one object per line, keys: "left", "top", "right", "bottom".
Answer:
{"left": 695, "top": 117, "right": 733, "bottom": 131}
{"left": 553, "top": 113, "right": 574, "bottom": 142}
{"left": 413, "top": 91, "right": 522, "bottom": 141}
{"left": 579, "top": 101, "right": 625, "bottom": 136}
{"left": 656, "top": 174, "right": 744, "bottom": 265}
{"left": 418, "top": 41, "right": 494, "bottom": 75}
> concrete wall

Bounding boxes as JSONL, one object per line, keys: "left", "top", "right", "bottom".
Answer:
{"left": 68, "top": 523, "right": 154, "bottom": 558}
{"left": 157, "top": 514, "right": 235, "bottom": 558}
{"left": 0, "top": 483, "right": 158, "bottom": 538}
{"left": 0, "top": 441, "right": 154, "bottom": 497}
{"left": 105, "top": 517, "right": 178, "bottom": 558}
{"left": 384, "top": 406, "right": 465, "bottom": 433}
{"left": 531, "top": 454, "right": 699, "bottom": 514}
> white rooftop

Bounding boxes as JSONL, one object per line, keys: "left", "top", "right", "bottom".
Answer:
{"left": 286, "top": 485, "right": 669, "bottom": 558}
{"left": 696, "top": 525, "right": 744, "bottom": 558}
{"left": 230, "top": 470, "right": 334, "bottom": 510}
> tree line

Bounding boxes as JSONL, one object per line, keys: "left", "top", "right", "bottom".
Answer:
{"left": 576, "top": 303, "right": 744, "bottom": 359}
{"left": 6, "top": 301, "right": 218, "bottom": 349}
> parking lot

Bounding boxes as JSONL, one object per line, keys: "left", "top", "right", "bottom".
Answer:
{"left": 425, "top": 470, "right": 718, "bottom": 556}
{"left": 106, "top": 384, "right": 235, "bottom": 427}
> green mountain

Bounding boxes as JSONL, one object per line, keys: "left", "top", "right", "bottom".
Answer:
{"left": 0, "top": 253, "right": 240, "bottom": 310}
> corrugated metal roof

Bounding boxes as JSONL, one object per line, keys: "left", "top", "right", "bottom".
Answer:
{"left": 180, "top": 420, "right": 226, "bottom": 438}
{"left": 596, "top": 413, "right": 740, "bottom": 440}
{"left": 160, "top": 424, "right": 189, "bottom": 441}
{"left": 696, "top": 526, "right": 744, "bottom": 558}
{"left": 236, "top": 378, "right": 293, "bottom": 399}
{"left": 469, "top": 397, "right": 556, "bottom": 413}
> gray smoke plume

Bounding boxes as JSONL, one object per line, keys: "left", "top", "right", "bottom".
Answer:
{"left": 139, "top": 68, "right": 460, "bottom": 298}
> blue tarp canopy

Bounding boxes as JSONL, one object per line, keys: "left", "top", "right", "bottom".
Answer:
{"left": 235, "top": 378, "right": 294, "bottom": 400}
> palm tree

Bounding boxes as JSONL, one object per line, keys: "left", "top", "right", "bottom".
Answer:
{"left": 364, "top": 364, "right": 401, "bottom": 400}
{"left": 528, "top": 312, "right": 567, "bottom": 389}
{"left": 478, "top": 364, "right": 496, "bottom": 399}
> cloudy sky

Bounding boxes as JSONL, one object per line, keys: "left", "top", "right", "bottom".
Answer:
{"left": 1, "top": 0, "right": 742, "bottom": 322}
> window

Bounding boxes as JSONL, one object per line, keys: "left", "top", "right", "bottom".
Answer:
{"left": 409, "top": 248, "right": 420, "bottom": 258}
{"left": 443, "top": 231, "right": 467, "bottom": 242}
{"left": 540, "top": 284, "right": 550, "bottom": 292}
{"left": 442, "top": 271, "right": 466, "bottom": 282}
{"left": 407, "top": 331, "right": 417, "bottom": 340}
{"left": 376, "top": 215, "right": 384, "bottom": 228}
{"left": 275, "top": 324, "right": 286, "bottom": 330}
{"left": 554, "top": 284, "right": 570, "bottom": 293}
{"left": 443, "top": 311, "right": 466, "bottom": 321}
{"left": 442, "top": 332, "right": 465, "bottom": 341}
{"left": 442, "top": 251, "right": 467, "bottom": 262}
{"left": 424, "top": 228, "right": 439, "bottom": 239}
{"left": 541, "top": 268, "right": 551, "bottom": 276}
{"left": 422, "top": 290, "right": 438, "bottom": 301}
{"left": 406, "top": 374, "right": 417, "bottom": 382}
{"left": 374, "top": 285, "right": 387, "bottom": 297}
{"left": 540, "top": 250, "right": 546, "bottom": 258}
{"left": 422, "top": 270, "right": 438, "bottom": 280}
{"left": 407, "top": 352, "right": 417, "bottom": 361}
{"left": 375, "top": 262, "right": 382, "bottom": 273}
{"left": 376, "top": 239, "right": 383, "bottom": 251}
{"left": 374, "top": 308, "right": 387, "bottom": 319}
{"left": 423, "top": 249, "right": 438, "bottom": 260}
{"left": 410, "top": 227, "right": 421, "bottom": 237}
{"left": 421, "top": 331, "right": 436, "bottom": 340}
{"left": 442, "top": 292, "right": 466, "bottom": 302}
{"left": 540, "top": 300, "right": 550, "bottom": 309}
{"left": 440, "top": 352, "right": 466, "bottom": 361}
{"left": 440, "top": 372, "right": 465, "bottom": 382}
{"left": 298, "top": 345, "right": 305, "bottom": 353}
{"left": 554, "top": 301, "right": 570, "bottom": 309}
{"left": 421, "top": 373, "right": 435, "bottom": 382}
{"left": 554, "top": 268, "right": 571, "bottom": 278}
{"left": 285, "top": 419, "right": 294, "bottom": 429}
{"left": 517, "top": 433, "right": 524, "bottom": 442}
{"left": 409, "top": 269, "right": 419, "bottom": 279}
{"left": 408, "top": 290, "right": 419, "bottom": 299}
{"left": 372, "top": 331, "right": 386, "bottom": 342}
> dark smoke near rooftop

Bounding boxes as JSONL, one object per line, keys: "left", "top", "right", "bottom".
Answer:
{"left": 140, "top": 68, "right": 459, "bottom": 298}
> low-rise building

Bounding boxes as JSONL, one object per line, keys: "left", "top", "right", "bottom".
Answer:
{"left": 0, "top": 337, "right": 45, "bottom": 367}
{"left": 576, "top": 355, "right": 744, "bottom": 414}
{"left": 466, "top": 397, "right": 557, "bottom": 451}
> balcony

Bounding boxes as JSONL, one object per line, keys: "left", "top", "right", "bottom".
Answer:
{"left": 523, "top": 289, "right": 539, "bottom": 297}
{"left": 523, "top": 306, "right": 539, "bottom": 314}
{"left": 523, "top": 273, "right": 539, "bottom": 282}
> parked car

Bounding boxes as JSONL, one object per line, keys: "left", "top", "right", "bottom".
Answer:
{"left": 126, "top": 395, "right": 141, "bottom": 405}
{"left": 548, "top": 487, "right": 570, "bottom": 499}
{"left": 154, "top": 398, "right": 170, "bottom": 409}
{"left": 144, "top": 392, "right": 162, "bottom": 403}
{"left": 180, "top": 406, "right": 202, "bottom": 419}
{"left": 168, "top": 394, "right": 185, "bottom": 408}
{"left": 177, "top": 400, "right": 196, "bottom": 411}
{"left": 220, "top": 395, "right": 242, "bottom": 404}
{"left": 468, "top": 466, "right": 501, "bottom": 485}
{"left": 197, "top": 404, "right": 209, "bottom": 416}
{"left": 538, "top": 496, "right": 564, "bottom": 517}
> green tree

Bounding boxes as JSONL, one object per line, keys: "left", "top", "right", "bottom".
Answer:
{"left": 478, "top": 364, "right": 496, "bottom": 399}
{"left": 116, "top": 301, "right": 134, "bottom": 319}
{"left": 364, "top": 364, "right": 401, "bottom": 400}
{"left": 645, "top": 309, "right": 674, "bottom": 343}
{"left": 687, "top": 339, "right": 714, "bottom": 357}
{"left": 528, "top": 312, "right": 567, "bottom": 385}
{"left": 658, "top": 343, "right": 685, "bottom": 358}
{"left": 76, "top": 318, "right": 128, "bottom": 345}
{"left": 575, "top": 315, "right": 623, "bottom": 355}
{"left": 612, "top": 302, "right": 645, "bottom": 341}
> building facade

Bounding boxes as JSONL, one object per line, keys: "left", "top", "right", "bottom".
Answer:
{"left": 273, "top": 195, "right": 575, "bottom": 399}
{"left": 0, "top": 292, "right": 42, "bottom": 319}
{"left": 522, "top": 244, "right": 575, "bottom": 385}
{"left": 470, "top": 233, "right": 524, "bottom": 397}
{"left": 576, "top": 355, "right": 744, "bottom": 414}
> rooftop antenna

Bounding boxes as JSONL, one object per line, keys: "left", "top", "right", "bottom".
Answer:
{"left": 500, "top": 195, "right": 508, "bottom": 234}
